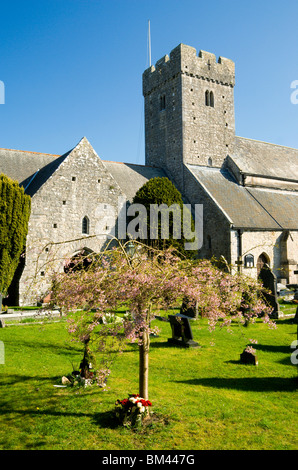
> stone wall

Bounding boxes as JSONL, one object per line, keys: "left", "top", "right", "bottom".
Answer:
{"left": 19, "top": 138, "right": 124, "bottom": 305}
{"left": 230, "top": 229, "right": 298, "bottom": 283}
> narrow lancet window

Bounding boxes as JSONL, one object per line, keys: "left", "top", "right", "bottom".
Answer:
{"left": 82, "top": 216, "right": 90, "bottom": 235}
{"left": 205, "top": 90, "right": 210, "bottom": 106}
{"left": 160, "top": 94, "right": 166, "bottom": 110}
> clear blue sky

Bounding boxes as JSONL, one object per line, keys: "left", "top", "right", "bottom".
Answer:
{"left": 1, "top": 0, "right": 298, "bottom": 164}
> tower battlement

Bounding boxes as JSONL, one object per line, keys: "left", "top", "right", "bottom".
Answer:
{"left": 143, "top": 43, "right": 235, "bottom": 97}
{"left": 143, "top": 43, "right": 236, "bottom": 189}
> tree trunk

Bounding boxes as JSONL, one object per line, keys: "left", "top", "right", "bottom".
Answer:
{"left": 139, "top": 329, "right": 150, "bottom": 400}
{"left": 139, "top": 304, "right": 152, "bottom": 403}
{"left": 139, "top": 331, "right": 150, "bottom": 399}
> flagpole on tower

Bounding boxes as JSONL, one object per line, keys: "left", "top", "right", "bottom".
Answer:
{"left": 148, "top": 20, "right": 151, "bottom": 67}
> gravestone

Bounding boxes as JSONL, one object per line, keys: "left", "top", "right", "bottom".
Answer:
{"left": 258, "top": 264, "right": 280, "bottom": 319}
{"left": 293, "top": 291, "right": 298, "bottom": 325}
{"left": 168, "top": 314, "right": 199, "bottom": 348}
{"left": 240, "top": 349, "right": 258, "bottom": 365}
{"left": 293, "top": 306, "right": 298, "bottom": 325}
{"left": 180, "top": 298, "right": 198, "bottom": 318}
{"left": 0, "top": 319, "right": 5, "bottom": 328}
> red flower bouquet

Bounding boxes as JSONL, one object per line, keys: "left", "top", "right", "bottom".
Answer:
{"left": 115, "top": 393, "right": 152, "bottom": 428}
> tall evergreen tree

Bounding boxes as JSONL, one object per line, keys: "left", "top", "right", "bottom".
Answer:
{"left": 0, "top": 174, "right": 31, "bottom": 307}
{"left": 131, "top": 177, "right": 197, "bottom": 259}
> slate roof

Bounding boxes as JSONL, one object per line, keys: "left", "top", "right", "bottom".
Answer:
{"left": 1, "top": 140, "right": 297, "bottom": 231}
{"left": 103, "top": 161, "right": 167, "bottom": 202}
{"left": 246, "top": 187, "right": 298, "bottom": 230}
{"left": 0, "top": 144, "right": 167, "bottom": 200}
{"left": 187, "top": 164, "right": 298, "bottom": 230}
{"left": 233, "top": 136, "right": 298, "bottom": 182}
{"left": 23, "top": 150, "right": 73, "bottom": 196}
{"left": 0, "top": 147, "right": 66, "bottom": 195}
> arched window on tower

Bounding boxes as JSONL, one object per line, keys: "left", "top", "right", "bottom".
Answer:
{"left": 160, "top": 94, "right": 166, "bottom": 111}
{"left": 205, "top": 90, "right": 210, "bottom": 107}
{"left": 82, "top": 216, "right": 90, "bottom": 235}
{"left": 205, "top": 90, "right": 214, "bottom": 107}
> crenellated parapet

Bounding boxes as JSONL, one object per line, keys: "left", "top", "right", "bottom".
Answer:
{"left": 143, "top": 43, "right": 235, "bottom": 96}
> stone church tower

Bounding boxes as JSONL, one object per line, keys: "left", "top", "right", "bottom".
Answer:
{"left": 143, "top": 43, "right": 298, "bottom": 288}
{"left": 143, "top": 43, "right": 235, "bottom": 190}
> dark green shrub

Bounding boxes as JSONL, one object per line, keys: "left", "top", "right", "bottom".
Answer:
{"left": 0, "top": 174, "right": 31, "bottom": 303}
{"left": 132, "top": 177, "right": 196, "bottom": 259}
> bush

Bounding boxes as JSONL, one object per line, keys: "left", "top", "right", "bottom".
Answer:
{"left": 0, "top": 174, "right": 31, "bottom": 301}
{"left": 132, "top": 177, "right": 196, "bottom": 259}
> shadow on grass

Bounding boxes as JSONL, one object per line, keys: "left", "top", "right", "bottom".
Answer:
{"left": 0, "top": 403, "right": 94, "bottom": 419}
{"left": 0, "top": 374, "right": 62, "bottom": 387}
{"left": 276, "top": 318, "right": 297, "bottom": 325}
{"left": 0, "top": 401, "right": 121, "bottom": 431}
{"left": 174, "top": 376, "right": 298, "bottom": 392}
{"left": 92, "top": 410, "right": 172, "bottom": 432}
{"left": 92, "top": 410, "right": 119, "bottom": 429}
{"left": 150, "top": 341, "right": 171, "bottom": 349}
{"left": 249, "top": 343, "right": 297, "bottom": 366}
{"left": 254, "top": 344, "right": 293, "bottom": 354}
{"left": 3, "top": 338, "right": 81, "bottom": 356}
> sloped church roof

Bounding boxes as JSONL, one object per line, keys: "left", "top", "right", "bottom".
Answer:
{"left": 186, "top": 134, "right": 298, "bottom": 230}
{"left": 0, "top": 135, "right": 297, "bottom": 231}
{"left": 187, "top": 164, "right": 298, "bottom": 230}
{"left": 233, "top": 136, "right": 298, "bottom": 182}
{"left": 0, "top": 138, "right": 166, "bottom": 200}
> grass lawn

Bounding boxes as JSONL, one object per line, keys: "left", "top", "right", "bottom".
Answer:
{"left": 0, "top": 312, "right": 297, "bottom": 450}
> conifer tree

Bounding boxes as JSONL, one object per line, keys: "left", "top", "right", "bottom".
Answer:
{"left": 0, "top": 174, "right": 31, "bottom": 307}
{"left": 132, "top": 177, "right": 197, "bottom": 259}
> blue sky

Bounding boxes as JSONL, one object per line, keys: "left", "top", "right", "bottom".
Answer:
{"left": 1, "top": 0, "right": 298, "bottom": 164}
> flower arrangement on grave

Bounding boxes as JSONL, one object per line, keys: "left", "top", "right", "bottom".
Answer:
{"left": 60, "top": 364, "right": 98, "bottom": 388}
{"left": 245, "top": 338, "right": 258, "bottom": 355}
{"left": 115, "top": 394, "right": 152, "bottom": 428}
{"left": 244, "top": 345, "right": 257, "bottom": 355}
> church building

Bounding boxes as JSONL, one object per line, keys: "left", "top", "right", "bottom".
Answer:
{"left": 1, "top": 43, "right": 297, "bottom": 305}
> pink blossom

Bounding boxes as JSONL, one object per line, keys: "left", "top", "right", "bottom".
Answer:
{"left": 52, "top": 244, "right": 274, "bottom": 395}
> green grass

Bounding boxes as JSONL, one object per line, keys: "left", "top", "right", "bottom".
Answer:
{"left": 279, "top": 300, "right": 297, "bottom": 316}
{"left": 2, "top": 306, "right": 43, "bottom": 310}
{"left": 0, "top": 314, "right": 297, "bottom": 450}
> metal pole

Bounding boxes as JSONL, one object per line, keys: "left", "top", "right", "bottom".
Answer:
{"left": 148, "top": 20, "right": 151, "bottom": 67}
